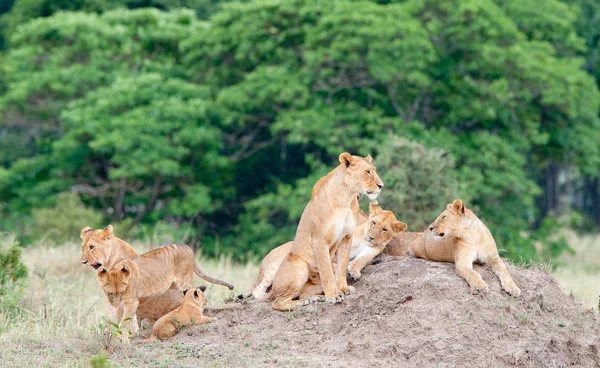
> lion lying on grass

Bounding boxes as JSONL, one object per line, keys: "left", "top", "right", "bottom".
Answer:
{"left": 270, "top": 153, "right": 384, "bottom": 311}
{"left": 384, "top": 199, "right": 521, "bottom": 296}
{"left": 96, "top": 243, "right": 233, "bottom": 339}
{"left": 145, "top": 286, "right": 212, "bottom": 342}
{"left": 240, "top": 200, "right": 406, "bottom": 300}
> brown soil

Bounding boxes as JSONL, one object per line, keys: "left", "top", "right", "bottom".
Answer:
{"left": 140, "top": 258, "right": 600, "bottom": 367}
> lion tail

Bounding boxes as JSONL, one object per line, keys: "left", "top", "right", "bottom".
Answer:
{"left": 194, "top": 264, "right": 234, "bottom": 290}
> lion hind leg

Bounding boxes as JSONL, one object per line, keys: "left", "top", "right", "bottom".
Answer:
{"left": 488, "top": 254, "right": 521, "bottom": 297}
{"left": 271, "top": 255, "right": 310, "bottom": 312}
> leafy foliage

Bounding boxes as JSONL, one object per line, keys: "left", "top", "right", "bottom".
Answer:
{"left": 0, "top": 0, "right": 599, "bottom": 263}
{"left": 0, "top": 236, "right": 28, "bottom": 297}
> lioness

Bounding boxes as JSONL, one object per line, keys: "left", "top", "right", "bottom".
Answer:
{"left": 97, "top": 243, "right": 234, "bottom": 338}
{"left": 80, "top": 225, "right": 182, "bottom": 323}
{"left": 240, "top": 201, "right": 406, "bottom": 300}
{"left": 270, "top": 153, "right": 384, "bottom": 311}
{"left": 145, "top": 286, "right": 212, "bottom": 342}
{"left": 384, "top": 199, "right": 521, "bottom": 297}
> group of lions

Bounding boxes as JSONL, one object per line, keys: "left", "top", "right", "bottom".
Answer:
{"left": 80, "top": 152, "right": 520, "bottom": 342}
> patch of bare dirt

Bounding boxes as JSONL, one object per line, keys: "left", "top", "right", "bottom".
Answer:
{"left": 140, "top": 258, "right": 600, "bottom": 367}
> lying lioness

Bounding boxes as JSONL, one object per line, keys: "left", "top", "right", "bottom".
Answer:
{"left": 384, "top": 199, "right": 521, "bottom": 297}
{"left": 270, "top": 153, "right": 384, "bottom": 311}
{"left": 240, "top": 201, "right": 406, "bottom": 300}
{"left": 97, "top": 243, "right": 233, "bottom": 339}
{"left": 145, "top": 286, "right": 212, "bottom": 342}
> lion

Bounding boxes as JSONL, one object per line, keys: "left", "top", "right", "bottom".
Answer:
{"left": 384, "top": 199, "right": 521, "bottom": 296}
{"left": 96, "top": 243, "right": 234, "bottom": 339}
{"left": 80, "top": 225, "right": 183, "bottom": 323}
{"left": 145, "top": 286, "right": 212, "bottom": 342}
{"left": 270, "top": 152, "right": 384, "bottom": 311}
{"left": 239, "top": 201, "right": 406, "bottom": 300}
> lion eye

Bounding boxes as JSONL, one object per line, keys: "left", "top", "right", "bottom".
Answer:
{"left": 382, "top": 228, "right": 388, "bottom": 232}
{"left": 89, "top": 245, "right": 95, "bottom": 250}
{"left": 366, "top": 170, "right": 372, "bottom": 175}
{"left": 371, "top": 221, "right": 376, "bottom": 226}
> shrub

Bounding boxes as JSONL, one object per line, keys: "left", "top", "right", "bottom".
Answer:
{"left": 374, "top": 136, "right": 462, "bottom": 231}
{"left": 0, "top": 235, "right": 28, "bottom": 312}
{"left": 28, "top": 192, "right": 103, "bottom": 245}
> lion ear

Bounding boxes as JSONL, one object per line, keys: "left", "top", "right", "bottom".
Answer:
{"left": 392, "top": 221, "right": 407, "bottom": 233}
{"left": 121, "top": 264, "right": 130, "bottom": 275}
{"left": 199, "top": 285, "right": 207, "bottom": 293}
{"left": 451, "top": 199, "right": 465, "bottom": 215}
{"left": 339, "top": 152, "right": 355, "bottom": 168}
{"left": 364, "top": 154, "right": 373, "bottom": 164}
{"left": 97, "top": 268, "right": 108, "bottom": 278}
{"left": 183, "top": 289, "right": 189, "bottom": 296}
{"left": 103, "top": 224, "right": 114, "bottom": 239}
{"left": 369, "top": 200, "right": 381, "bottom": 215}
{"left": 80, "top": 226, "right": 93, "bottom": 240}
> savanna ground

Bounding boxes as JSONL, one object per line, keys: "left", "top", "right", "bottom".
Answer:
{"left": 0, "top": 232, "right": 598, "bottom": 368}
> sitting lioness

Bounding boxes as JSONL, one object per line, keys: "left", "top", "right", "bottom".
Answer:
{"left": 270, "top": 153, "right": 384, "bottom": 311}
{"left": 80, "top": 225, "right": 182, "bottom": 323}
{"left": 97, "top": 243, "right": 234, "bottom": 339}
{"left": 240, "top": 201, "right": 406, "bottom": 300}
{"left": 384, "top": 199, "right": 521, "bottom": 297}
{"left": 145, "top": 286, "right": 212, "bottom": 342}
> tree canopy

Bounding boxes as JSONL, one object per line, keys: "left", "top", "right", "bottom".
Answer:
{"left": 0, "top": 0, "right": 598, "bottom": 262}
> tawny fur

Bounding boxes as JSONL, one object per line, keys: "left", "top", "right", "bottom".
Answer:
{"left": 145, "top": 287, "right": 212, "bottom": 342}
{"left": 80, "top": 225, "right": 182, "bottom": 323}
{"left": 384, "top": 199, "right": 521, "bottom": 297}
{"left": 270, "top": 153, "right": 384, "bottom": 311}
{"left": 96, "top": 243, "right": 234, "bottom": 340}
{"left": 240, "top": 201, "right": 406, "bottom": 300}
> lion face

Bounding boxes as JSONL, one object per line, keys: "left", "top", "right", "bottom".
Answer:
{"left": 365, "top": 201, "right": 407, "bottom": 246}
{"left": 339, "top": 153, "right": 384, "bottom": 200}
{"left": 183, "top": 286, "right": 208, "bottom": 308}
{"left": 80, "top": 225, "right": 116, "bottom": 270}
{"left": 428, "top": 199, "right": 465, "bottom": 239}
{"left": 97, "top": 261, "right": 133, "bottom": 306}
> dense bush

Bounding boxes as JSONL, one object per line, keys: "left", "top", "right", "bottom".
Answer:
{"left": 0, "top": 236, "right": 28, "bottom": 305}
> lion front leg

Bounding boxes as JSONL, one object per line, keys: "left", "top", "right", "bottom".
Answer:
{"left": 488, "top": 254, "right": 521, "bottom": 297}
{"left": 455, "top": 251, "right": 488, "bottom": 295}
{"left": 314, "top": 239, "right": 343, "bottom": 303}
{"left": 120, "top": 299, "right": 140, "bottom": 341}
{"left": 334, "top": 235, "right": 354, "bottom": 295}
{"left": 347, "top": 245, "right": 384, "bottom": 280}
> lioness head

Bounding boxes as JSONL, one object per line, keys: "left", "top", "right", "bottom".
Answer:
{"left": 428, "top": 199, "right": 466, "bottom": 239}
{"left": 80, "top": 225, "right": 116, "bottom": 270}
{"left": 182, "top": 286, "right": 208, "bottom": 308}
{"left": 339, "top": 152, "right": 384, "bottom": 200}
{"left": 365, "top": 201, "right": 407, "bottom": 245}
{"left": 96, "top": 259, "right": 134, "bottom": 306}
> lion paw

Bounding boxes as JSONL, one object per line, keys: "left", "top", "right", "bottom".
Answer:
{"left": 470, "top": 280, "right": 489, "bottom": 295}
{"left": 340, "top": 285, "right": 355, "bottom": 295}
{"left": 347, "top": 267, "right": 362, "bottom": 281}
{"left": 504, "top": 283, "right": 521, "bottom": 297}
{"left": 299, "top": 295, "right": 324, "bottom": 306}
{"left": 325, "top": 291, "right": 344, "bottom": 304}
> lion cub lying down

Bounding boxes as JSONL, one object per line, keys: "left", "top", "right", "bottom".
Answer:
{"left": 145, "top": 286, "right": 212, "bottom": 342}
{"left": 385, "top": 199, "right": 521, "bottom": 297}
{"left": 240, "top": 201, "right": 406, "bottom": 300}
{"left": 97, "top": 243, "right": 233, "bottom": 339}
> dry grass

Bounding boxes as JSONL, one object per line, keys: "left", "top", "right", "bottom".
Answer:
{"left": 551, "top": 230, "right": 600, "bottom": 311}
{"left": 0, "top": 241, "right": 259, "bottom": 367}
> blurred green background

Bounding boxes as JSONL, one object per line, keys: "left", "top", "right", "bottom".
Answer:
{"left": 1, "top": 0, "right": 599, "bottom": 263}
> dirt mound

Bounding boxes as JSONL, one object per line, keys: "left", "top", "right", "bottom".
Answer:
{"left": 147, "top": 258, "right": 600, "bottom": 367}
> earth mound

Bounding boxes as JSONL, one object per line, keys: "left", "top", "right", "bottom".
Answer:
{"left": 148, "top": 258, "right": 600, "bottom": 367}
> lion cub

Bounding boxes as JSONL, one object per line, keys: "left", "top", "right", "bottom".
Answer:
{"left": 145, "top": 286, "right": 212, "bottom": 342}
{"left": 97, "top": 244, "right": 233, "bottom": 339}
